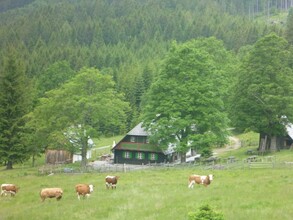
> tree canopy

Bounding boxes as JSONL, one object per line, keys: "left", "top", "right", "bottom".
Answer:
{"left": 0, "top": 54, "right": 33, "bottom": 169}
{"left": 26, "top": 67, "right": 130, "bottom": 167}
{"left": 230, "top": 33, "right": 293, "bottom": 149}
{"left": 141, "top": 38, "right": 230, "bottom": 161}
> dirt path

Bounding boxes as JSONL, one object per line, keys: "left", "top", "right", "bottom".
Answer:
{"left": 213, "top": 136, "right": 241, "bottom": 155}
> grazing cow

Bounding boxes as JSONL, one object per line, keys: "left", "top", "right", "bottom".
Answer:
{"left": 105, "top": 176, "right": 119, "bottom": 189}
{"left": 40, "top": 188, "right": 63, "bottom": 202}
{"left": 188, "top": 174, "right": 213, "bottom": 188}
{"left": 75, "top": 184, "right": 94, "bottom": 200}
{"left": 1, "top": 184, "right": 19, "bottom": 197}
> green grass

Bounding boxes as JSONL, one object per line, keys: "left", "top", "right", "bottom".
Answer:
{"left": 2, "top": 133, "right": 293, "bottom": 219}
{"left": 1, "top": 168, "right": 293, "bottom": 220}
{"left": 93, "top": 135, "right": 124, "bottom": 148}
{"left": 90, "top": 135, "right": 124, "bottom": 160}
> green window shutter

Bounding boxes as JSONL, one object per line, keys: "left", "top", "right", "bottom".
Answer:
{"left": 123, "top": 151, "right": 133, "bottom": 159}
{"left": 135, "top": 152, "right": 145, "bottom": 160}
{"left": 148, "top": 153, "right": 157, "bottom": 160}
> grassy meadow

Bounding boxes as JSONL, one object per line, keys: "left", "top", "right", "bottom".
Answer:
{"left": 1, "top": 133, "right": 293, "bottom": 220}
{"left": 1, "top": 167, "right": 293, "bottom": 220}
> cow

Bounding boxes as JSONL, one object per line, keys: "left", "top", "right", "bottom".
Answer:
{"left": 1, "top": 184, "right": 19, "bottom": 197}
{"left": 40, "top": 188, "right": 63, "bottom": 202}
{"left": 105, "top": 176, "right": 119, "bottom": 189}
{"left": 188, "top": 174, "right": 213, "bottom": 188}
{"left": 75, "top": 184, "right": 94, "bottom": 200}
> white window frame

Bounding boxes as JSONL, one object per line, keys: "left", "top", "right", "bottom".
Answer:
{"left": 137, "top": 152, "right": 143, "bottom": 160}
{"left": 150, "top": 153, "right": 156, "bottom": 160}
{"left": 124, "top": 151, "right": 131, "bottom": 159}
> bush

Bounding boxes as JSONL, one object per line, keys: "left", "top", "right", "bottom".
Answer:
{"left": 188, "top": 204, "right": 224, "bottom": 220}
{"left": 201, "top": 149, "right": 213, "bottom": 158}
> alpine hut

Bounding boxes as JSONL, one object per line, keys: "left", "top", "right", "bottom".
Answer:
{"left": 112, "top": 123, "right": 170, "bottom": 164}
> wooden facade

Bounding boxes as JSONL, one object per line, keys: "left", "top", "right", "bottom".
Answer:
{"left": 45, "top": 150, "right": 72, "bottom": 164}
{"left": 112, "top": 123, "right": 168, "bottom": 164}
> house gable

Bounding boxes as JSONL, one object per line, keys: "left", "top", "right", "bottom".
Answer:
{"left": 112, "top": 123, "right": 168, "bottom": 164}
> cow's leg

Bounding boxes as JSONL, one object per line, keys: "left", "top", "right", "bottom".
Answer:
{"left": 188, "top": 181, "right": 194, "bottom": 189}
{"left": 77, "top": 193, "right": 81, "bottom": 200}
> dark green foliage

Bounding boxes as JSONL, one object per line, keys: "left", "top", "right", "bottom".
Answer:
{"left": 0, "top": 0, "right": 285, "bottom": 130}
{"left": 28, "top": 67, "right": 130, "bottom": 167}
{"left": 286, "top": 8, "right": 293, "bottom": 45}
{"left": 230, "top": 33, "right": 293, "bottom": 149}
{"left": 200, "top": 149, "right": 213, "bottom": 158}
{"left": 188, "top": 204, "right": 225, "bottom": 220}
{"left": 142, "top": 38, "right": 230, "bottom": 161}
{"left": 0, "top": 0, "right": 34, "bottom": 13}
{"left": 0, "top": 0, "right": 292, "bottom": 167}
{"left": 36, "top": 60, "right": 76, "bottom": 97}
{"left": 0, "top": 54, "right": 33, "bottom": 169}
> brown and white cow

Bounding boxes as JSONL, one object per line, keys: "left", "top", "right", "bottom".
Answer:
{"left": 75, "top": 184, "right": 94, "bottom": 200}
{"left": 1, "top": 184, "right": 19, "bottom": 197}
{"left": 40, "top": 188, "right": 63, "bottom": 202}
{"left": 188, "top": 174, "right": 213, "bottom": 188}
{"left": 105, "top": 176, "right": 119, "bottom": 189}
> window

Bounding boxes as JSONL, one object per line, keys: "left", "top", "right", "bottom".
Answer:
{"left": 123, "top": 151, "right": 132, "bottom": 159}
{"left": 146, "top": 137, "right": 149, "bottom": 143}
{"left": 136, "top": 152, "right": 145, "bottom": 160}
{"left": 149, "top": 153, "right": 158, "bottom": 161}
{"left": 130, "top": 136, "right": 135, "bottom": 142}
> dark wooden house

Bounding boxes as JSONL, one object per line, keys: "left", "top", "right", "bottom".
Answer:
{"left": 112, "top": 123, "right": 169, "bottom": 164}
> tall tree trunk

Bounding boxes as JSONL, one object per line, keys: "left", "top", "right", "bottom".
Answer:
{"left": 6, "top": 161, "right": 13, "bottom": 169}
{"left": 180, "top": 152, "right": 186, "bottom": 163}
{"left": 81, "top": 137, "right": 88, "bottom": 168}
{"left": 32, "top": 154, "right": 35, "bottom": 167}
{"left": 270, "top": 136, "right": 277, "bottom": 151}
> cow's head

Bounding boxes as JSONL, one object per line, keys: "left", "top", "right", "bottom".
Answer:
{"left": 208, "top": 174, "right": 213, "bottom": 181}
{"left": 89, "top": 184, "right": 94, "bottom": 193}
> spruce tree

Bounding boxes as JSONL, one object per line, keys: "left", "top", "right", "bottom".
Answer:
{"left": 286, "top": 8, "right": 293, "bottom": 45}
{"left": 0, "top": 54, "right": 32, "bottom": 169}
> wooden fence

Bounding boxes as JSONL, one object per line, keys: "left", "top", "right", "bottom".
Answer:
{"left": 37, "top": 158, "right": 293, "bottom": 175}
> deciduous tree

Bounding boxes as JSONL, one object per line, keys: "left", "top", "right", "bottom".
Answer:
{"left": 141, "top": 38, "right": 230, "bottom": 162}
{"left": 27, "top": 67, "right": 130, "bottom": 167}
{"left": 230, "top": 33, "right": 293, "bottom": 151}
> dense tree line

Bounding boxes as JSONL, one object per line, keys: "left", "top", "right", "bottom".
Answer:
{"left": 0, "top": 0, "right": 285, "bottom": 114}
{"left": 0, "top": 0, "right": 293, "bottom": 168}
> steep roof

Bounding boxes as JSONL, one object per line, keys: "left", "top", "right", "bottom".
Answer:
{"left": 127, "top": 122, "right": 149, "bottom": 136}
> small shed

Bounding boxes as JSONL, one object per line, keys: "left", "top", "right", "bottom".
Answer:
{"left": 112, "top": 123, "right": 170, "bottom": 164}
{"left": 45, "top": 150, "right": 72, "bottom": 164}
{"left": 259, "top": 124, "right": 293, "bottom": 151}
